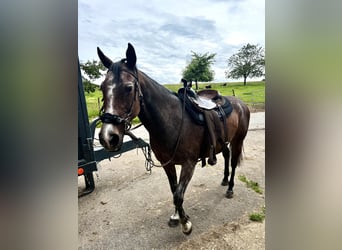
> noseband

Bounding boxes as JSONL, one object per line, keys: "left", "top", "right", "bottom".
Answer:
{"left": 100, "top": 65, "right": 143, "bottom": 132}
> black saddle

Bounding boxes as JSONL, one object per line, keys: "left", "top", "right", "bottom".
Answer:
{"left": 177, "top": 87, "right": 233, "bottom": 125}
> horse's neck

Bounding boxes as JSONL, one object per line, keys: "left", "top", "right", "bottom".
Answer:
{"left": 137, "top": 73, "right": 181, "bottom": 136}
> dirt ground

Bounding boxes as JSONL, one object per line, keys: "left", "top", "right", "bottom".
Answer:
{"left": 78, "top": 112, "right": 265, "bottom": 249}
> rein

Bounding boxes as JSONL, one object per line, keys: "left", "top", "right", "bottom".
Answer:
{"left": 147, "top": 86, "right": 187, "bottom": 168}
{"left": 156, "top": 88, "right": 186, "bottom": 167}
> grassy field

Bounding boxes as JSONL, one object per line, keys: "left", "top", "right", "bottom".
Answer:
{"left": 84, "top": 81, "right": 265, "bottom": 122}
{"left": 165, "top": 81, "right": 265, "bottom": 107}
{"left": 84, "top": 90, "right": 103, "bottom": 121}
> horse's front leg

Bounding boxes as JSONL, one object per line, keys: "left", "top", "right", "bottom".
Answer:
{"left": 163, "top": 164, "right": 180, "bottom": 227}
{"left": 174, "top": 161, "right": 196, "bottom": 235}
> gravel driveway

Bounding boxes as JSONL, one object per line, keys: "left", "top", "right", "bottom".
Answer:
{"left": 78, "top": 112, "right": 265, "bottom": 249}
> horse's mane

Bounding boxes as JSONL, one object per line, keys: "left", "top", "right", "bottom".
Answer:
{"left": 109, "top": 59, "right": 177, "bottom": 97}
{"left": 139, "top": 70, "right": 177, "bottom": 96}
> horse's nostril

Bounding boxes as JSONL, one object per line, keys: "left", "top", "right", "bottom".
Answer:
{"left": 99, "top": 132, "right": 120, "bottom": 149}
{"left": 109, "top": 133, "right": 120, "bottom": 148}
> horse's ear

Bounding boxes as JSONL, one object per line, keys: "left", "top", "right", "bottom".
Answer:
{"left": 126, "top": 43, "right": 137, "bottom": 69}
{"left": 181, "top": 78, "right": 188, "bottom": 88}
{"left": 181, "top": 78, "right": 192, "bottom": 88}
{"left": 97, "top": 47, "right": 113, "bottom": 69}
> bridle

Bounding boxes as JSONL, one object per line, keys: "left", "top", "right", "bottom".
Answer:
{"left": 99, "top": 63, "right": 143, "bottom": 133}
{"left": 99, "top": 61, "right": 188, "bottom": 170}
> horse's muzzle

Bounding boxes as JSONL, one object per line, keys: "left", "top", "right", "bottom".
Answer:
{"left": 99, "top": 124, "right": 124, "bottom": 151}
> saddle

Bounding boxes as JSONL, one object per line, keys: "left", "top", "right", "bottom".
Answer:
{"left": 177, "top": 80, "right": 233, "bottom": 166}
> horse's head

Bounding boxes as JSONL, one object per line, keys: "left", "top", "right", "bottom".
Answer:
{"left": 97, "top": 43, "right": 142, "bottom": 151}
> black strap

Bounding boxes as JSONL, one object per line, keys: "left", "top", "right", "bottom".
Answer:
{"left": 218, "top": 105, "right": 228, "bottom": 144}
{"left": 100, "top": 113, "right": 125, "bottom": 125}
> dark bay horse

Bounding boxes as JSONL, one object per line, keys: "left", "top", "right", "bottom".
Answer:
{"left": 97, "top": 43, "right": 250, "bottom": 234}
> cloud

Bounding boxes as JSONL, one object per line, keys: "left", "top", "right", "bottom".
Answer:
{"left": 79, "top": 0, "right": 264, "bottom": 84}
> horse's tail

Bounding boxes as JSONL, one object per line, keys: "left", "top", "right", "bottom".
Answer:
{"left": 229, "top": 142, "right": 244, "bottom": 167}
{"left": 237, "top": 99, "right": 250, "bottom": 166}
{"left": 239, "top": 144, "right": 245, "bottom": 166}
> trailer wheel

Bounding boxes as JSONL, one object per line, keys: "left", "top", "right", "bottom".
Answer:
{"left": 78, "top": 173, "right": 95, "bottom": 197}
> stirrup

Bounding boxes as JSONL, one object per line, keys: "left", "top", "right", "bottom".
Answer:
{"left": 208, "top": 146, "right": 217, "bottom": 165}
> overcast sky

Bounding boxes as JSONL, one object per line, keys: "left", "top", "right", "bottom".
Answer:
{"left": 79, "top": 0, "right": 264, "bottom": 84}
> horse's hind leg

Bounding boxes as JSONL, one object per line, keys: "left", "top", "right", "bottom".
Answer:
{"left": 221, "top": 145, "right": 230, "bottom": 186}
{"left": 226, "top": 139, "right": 244, "bottom": 198}
{"left": 163, "top": 164, "right": 179, "bottom": 227}
{"left": 174, "top": 161, "right": 196, "bottom": 235}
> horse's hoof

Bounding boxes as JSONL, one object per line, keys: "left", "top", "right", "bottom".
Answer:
{"left": 225, "top": 190, "right": 234, "bottom": 199}
{"left": 182, "top": 221, "right": 192, "bottom": 235}
{"left": 221, "top": 179, "right": 228, "bottom": 186}
{"left": 168, "top": 218, "right": 180, "bottom": 227}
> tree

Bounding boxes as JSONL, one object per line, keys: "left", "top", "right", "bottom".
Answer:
{"left": 182, "top": 51, "right": 216, "bottom": 90}
{"left": 225, "top": 43, "right": 265, "bottom": 86}
{"left": 80, "top": 60, "right": 106, "bottom": 93}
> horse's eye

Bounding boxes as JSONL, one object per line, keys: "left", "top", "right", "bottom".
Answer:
{"left": 125, "top": 85, "right": 133, "bottom": 93}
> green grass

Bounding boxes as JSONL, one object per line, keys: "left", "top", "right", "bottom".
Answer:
{"left": 249, "top": 208, "right": 265, "bottom": 222}
{"left": 238, "top": 175, "right": 263, "bottom": 194}
{"left": 249, "top": 213, "right": 265, "bottom": 222}
{"left": 165, "top": 81, "right": 265, "bottom": 106}
{"left": 84, "top": 81, "right": 265, "bottom": 122}
{"left": 238, "top": 175, "right": 265, "bottom": 222}
{"left": 84, "top": 89, "right": 102, "bottom": 121}
{"left": 249, "top": 206, "right": 266, "bottom": 222}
